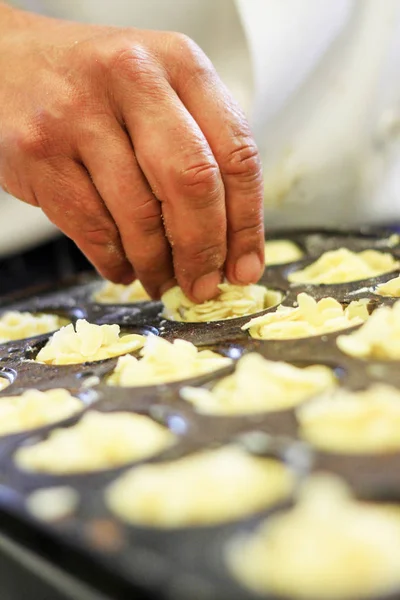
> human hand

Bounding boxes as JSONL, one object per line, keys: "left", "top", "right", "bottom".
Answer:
{"left": 0, "top": 4, "right": 264, "bottom": 301}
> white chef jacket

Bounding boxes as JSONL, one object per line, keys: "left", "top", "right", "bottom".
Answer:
{"left": 2, "top": 0, "right": 400, "bottom": 257}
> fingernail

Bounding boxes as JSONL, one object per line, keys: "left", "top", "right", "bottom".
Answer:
{"left": 192, "top": 271, "right": 221, "bottom": 303}
{"left": 235, "top": 253, "right": 263, "bottom": 284}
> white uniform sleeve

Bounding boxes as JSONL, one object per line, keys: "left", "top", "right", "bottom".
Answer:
{"left": 237, "top": 0, "right": 400, "bottom": 227}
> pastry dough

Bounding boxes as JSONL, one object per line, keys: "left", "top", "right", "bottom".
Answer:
{"left": 93, "top": 280, "right": 150, "bottom": 303}
{"left": 337, "top": 301, "right": 400, "bottom": 360}
{"left": 243, "top": 293, "right": 369, "bottom": 340}
{"left": 108, "top": 336, "right": 231, "bottom": 387}
{"left": 36, "top": 319, "right": 145, "bottom": 365}
{"left": 228, "top": 475, "right": 400, "bottom": 599}
{"left": 106, "top": 446, "right": 294, "bottom": 527}
{"left": 298, "top": 385, "right": 400, "bottom": 453}
{"left": 15, "top": 411, "right": 175, "bottom": 474}
{"left": 289, "top": 248, "right": 398, "bottom": 284}
{"left": 376, "top": 275, "right": 400, "bottom": 297}
{"left": 0, "top": 311, "right": 67, "bottom": 343}
{"left": 180, "top": 353, "right": 336, "bottom": 415}
{"left": 0, "top": 389, "right": 82, "bottom": 436}
{"left": 265, "top": 239, "right": 303, "bottom": 265}
{"left": 161, "top": 283, "right": 281, "bottom": 322}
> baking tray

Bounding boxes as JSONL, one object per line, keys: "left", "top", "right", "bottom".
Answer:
{"left": 0, "top": 226, "right": 400, "bottom": 600}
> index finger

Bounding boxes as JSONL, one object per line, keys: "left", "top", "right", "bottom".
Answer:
{"left": 166, "top": 36, "right": 265, "bottom": 285}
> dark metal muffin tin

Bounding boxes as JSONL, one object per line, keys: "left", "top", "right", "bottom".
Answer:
{"left": 1, "top": 226, "right": 400, "bottom": 600}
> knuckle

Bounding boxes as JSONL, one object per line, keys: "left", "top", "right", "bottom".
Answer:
{"left": 187, "top": 60, "right": 215, "bottom": 87}
{"left": 176, "top": 160, "right": 221, "bottom": 205}
{"left": 229, "top": 220, "right": 264, "bottom": 259}
{"left": 177, "top": 240, "right": 224, "bottom": 269}
{"left": 136, "top": 213, "right": 162, "bottom": 236}
{"left": 17, "top": 121, "right": 52, "bottom": 161}
{"left": 132, "top": 196, "right": 162, "bottom": 235}
{"left": 231, "top": 220, "right": 264, "bottom": 238}
{"left": 229, "top": 200, "right": 264, "bottom": 250}
{"left": 171, "top": 32, "right": 193, "bottom": 46}
{"left": 173, "top": 33, "right": 209, "bottom": 66}
{"left": 166, "top": 32, "right": 215, "bottom": 83}
{"left": 81, "top": 225, "right": 119, "bottom": 249}
{"left": 108, "top": 42, "right": 153, "bottom": 81}
{"left": 16, "top": 104, "right": 75, "bottom": 161}
{"left": 137, "top": 218, "right": 162, "bottom": 238}
{"left": 223, "top": 139, "right": 262, "bottom": 182}
{"left": 170, "top": 33, "right": 200, "bottom": 57}
{"left": 192, "top": 242, "right": 224, "bottom": 265}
